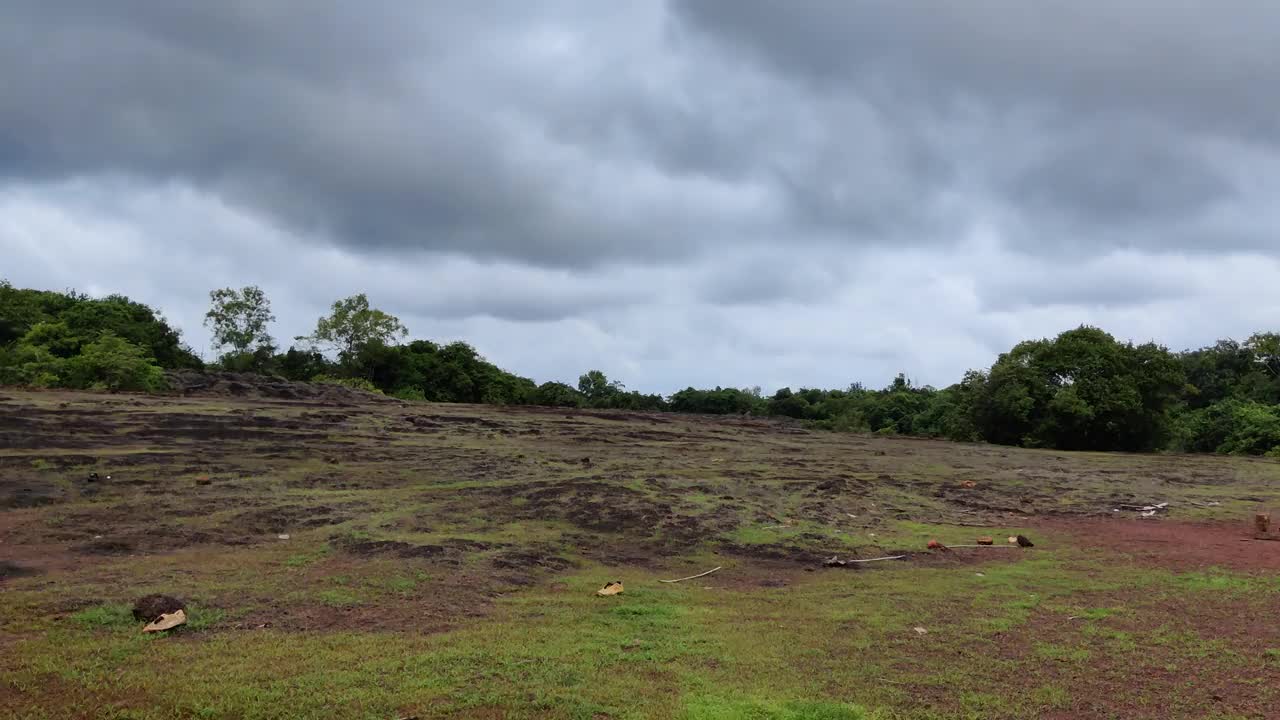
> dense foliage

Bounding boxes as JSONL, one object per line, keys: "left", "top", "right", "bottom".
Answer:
{"left": 0, "top": 281, "right": 198, "bottom": 391}
{"left": 3, "top": 279, "right": 1279, "bottom": 455}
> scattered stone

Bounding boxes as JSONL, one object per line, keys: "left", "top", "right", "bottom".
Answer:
{"left": 976, "top": 536, "right": 994, "bottom": 545}
{"left": 913, "top": 626, "right": 928, "bottom": 635}
{"left": 277, "top": 533, "right": 290, "bottom": 540}
{"left": 1016, "top": 535, "right": 1035, "bottom": 548}
{"left": 132, "top": 594, "right": 186, "bottom": 622}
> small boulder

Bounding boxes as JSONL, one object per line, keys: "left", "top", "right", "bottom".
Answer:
{"left": 132, "top": 594, "right": 185, "bottom": 622}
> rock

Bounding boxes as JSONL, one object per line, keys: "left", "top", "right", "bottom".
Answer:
{"left": 1016, "top": 534, "right": 1035, "bottom": 548}
{"left": 976, "top": 536, "right": 994, "bottom": 545}
{"left": 132, "top": 594, "right": 186, "bottom": 622}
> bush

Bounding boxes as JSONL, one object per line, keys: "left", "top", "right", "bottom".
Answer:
{"left": 533, "top": 381, "right": 584, "bottom": 407}
{"left": 62, "top": 334, "right": 166, "bottom": 392}
{"left": 311, "top": 375, "right": 384, "bottom": 394}
{"left": 0, "top": 342, "right": 64, "bottom": 387}
{"left": 1178, "top": 400, "right": 1280, "bottom": 456}
{"left": 392, "top": 387, "right": 426, "bottom": 401}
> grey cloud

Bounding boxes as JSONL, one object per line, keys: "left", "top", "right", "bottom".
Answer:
{"left": 671, "top": 1, "right": 1280, "bottom": 254}
{"left": 977, "top": 255, "right": 1193, "bottom": 312}
{"left": 670, "top": 1, "right": 1280, "bottom": 138}
{"left": 1, "top": 1, "right": 759, "bottom": 268}
{"left": 1011, "top": 124, "right": 1233, "bottom": 227}
{"left": 699, "top": 254, "right": 842, "bottom": 306}
{"left": 5, "top": 0, "right": 1280, "bottom": 394}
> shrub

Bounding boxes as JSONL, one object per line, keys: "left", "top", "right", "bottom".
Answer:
{"left": 392, "top": 387, "right": 426, "bottom": 401}
{"left": 62, "top": 334, "right": 166, "bottom": 392}
{"left": 533, "top": 381, "right": 584, "bottom": 407}
{"left": 0, "top": 342, "right": 65, "bottom": 387}
{"left": 310, "top": 375, "right": 384, "bottom": 394}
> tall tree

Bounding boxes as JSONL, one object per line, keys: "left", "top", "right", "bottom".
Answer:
{"left": 204, "top": 286, "right": 276, "bottom": 357}
{"left": 577, "top": 369, "right": 623, "bottom": 403}
{"left": 297, "top": 294, "right": 407, "bottom": 361}
{"left": 1246, "top": 332, "right": 1280, "bottom": 377}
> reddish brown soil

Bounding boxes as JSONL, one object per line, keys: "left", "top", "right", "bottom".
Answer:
{"left": 1037, "top": 517, "right": 1280, "bottom": 572}
{"left": 993, "top": 592, "right": 1280, "bottom": 719}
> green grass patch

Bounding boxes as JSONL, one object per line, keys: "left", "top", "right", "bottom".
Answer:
{"left": 71, "top": 603, "right": 134, "bottom": 629}
{"left": 683, "top": 697, "right": 869, "bottom": 720}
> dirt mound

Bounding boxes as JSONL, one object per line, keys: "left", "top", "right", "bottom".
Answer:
{"left": 132, "top": 594, "right": 185, "bottom": 622}
{"left": 164, "top": 370, "right": 397, "bottom": 405}
{"left": 0, "top": 561, "right": 39, "bottom": 580}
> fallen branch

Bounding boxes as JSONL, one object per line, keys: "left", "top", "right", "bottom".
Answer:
{"left": 659, "top": 566, "right": 722, "bottom": 583}
{"left": 843, "top": 554, "right": 906, "bottom": 563}
{"left": 944, "top": 544, "right": 1018, "bottom": 549}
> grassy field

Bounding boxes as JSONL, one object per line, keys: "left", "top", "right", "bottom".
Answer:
{"left": 2, "top": 388, "right": 1279, "bottom": 719}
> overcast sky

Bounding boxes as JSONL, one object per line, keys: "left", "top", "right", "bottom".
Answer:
{"left": 3, "top": 1, "right": 1279, "bottom": 393}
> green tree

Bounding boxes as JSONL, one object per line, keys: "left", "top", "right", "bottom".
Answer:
{"left": 297, "top": 294, "right": 407, "bottom": 362}
{"left": 970, "top": 327, "right": 1183, "bottom": 451}
{"left": 577, "top": 370, "right": 623, "bottom": 405}
{"left": 62, "top": 333, "right": 166, "bottom": 392}
{"left": 534, "top": 381, "right": 585, "bottom": 407}
{"left": 1245, "top": 332, "right": 1280, "bottom": 377}
{"left": 204, "top": 286, "right": 276, "bottom": 357}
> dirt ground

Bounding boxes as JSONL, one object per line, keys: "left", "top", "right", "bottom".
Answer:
{"left": 1042, "top": 516, "right": 1280, "bottom": 572}
{"left": 2, "top": 385, "right": 1279, "bottom": 719}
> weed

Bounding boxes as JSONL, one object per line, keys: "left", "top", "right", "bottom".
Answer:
{"left": 317, "top": 589, "right": 360, "bottom": 607}
{"left": 71, "top": 604, "right": 134, "bottom": 629}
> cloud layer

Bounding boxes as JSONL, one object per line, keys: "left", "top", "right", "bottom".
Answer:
{"left": 3, "top": 2, "right": 1279, "bottom": 392}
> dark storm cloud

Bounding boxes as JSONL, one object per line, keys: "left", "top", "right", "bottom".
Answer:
{"left": 672, "top": 0, "right": 1280, "bottom": 256}
{"left": 670, "top": 1, "right": 1280, "bottom": 137}
{"left": 2, "top": 0, "right": 1280, "bottom": 338}
{"left": 1, "top": 1, "right": 748, "bottom": 268}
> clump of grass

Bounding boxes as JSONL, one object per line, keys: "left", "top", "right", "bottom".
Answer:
{"left": 71, "top": 603, "right": 134, "bottom": 629}
{"left": 684, "top": 697, "right": 868, "bottom": 720}
{"left": 1034, "top": 642, "right": 1090, "bottom": 662}
{"left": 71, "top": 602, "right": 223, "bottom": 632}
{"left": 317, "top": 589, "right": 360, "bottom": 607}
{"left": 1174, "top": 571, "right": 1260, "bottom": 594}
{"left": 184, "top": 606, "right": 225, "bottom": 631}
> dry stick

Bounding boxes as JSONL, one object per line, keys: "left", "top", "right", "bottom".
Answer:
{"left": 944, "top": 544, "right": 1018, "bottom": 549}
{"left": 659, "top": 566, "right": 723, "bottom": 584}
{"left": 845, "top": 554, "right": 906, "bottom": 563}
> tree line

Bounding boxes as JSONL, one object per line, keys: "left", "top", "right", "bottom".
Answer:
{"left": 3, "top": 279, "right": 1279, "bottom": 456}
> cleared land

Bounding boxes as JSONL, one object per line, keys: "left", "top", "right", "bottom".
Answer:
{"left": 2, "top": 386, "right": 1279, "bottom": 720}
